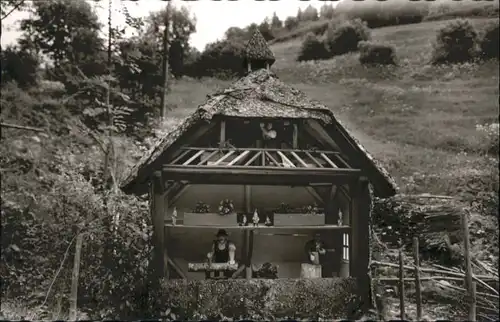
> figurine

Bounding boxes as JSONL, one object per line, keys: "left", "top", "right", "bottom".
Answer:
{"left": 252, "top": 209, "right": 260, "bottom": 227}
{"left": 242, "top": 214, "right": 247, "bottom": 226}
{"left": 264, "top": 215, "right": 272, "bottom": 226}
{"left": 171, "top": 207, "right": 177, "bottom": 226}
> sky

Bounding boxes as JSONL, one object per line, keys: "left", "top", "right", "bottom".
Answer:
{"left": 1, "top": 0, "right": 336, "bottom": 51}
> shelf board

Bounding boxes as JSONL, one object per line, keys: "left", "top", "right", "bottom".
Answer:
{"left": 164, "top": 224, "right": 350, "bottom": 230}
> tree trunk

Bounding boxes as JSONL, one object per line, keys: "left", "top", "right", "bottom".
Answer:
{"left": 160, "top": 1, "right": 171, "bottom": 120}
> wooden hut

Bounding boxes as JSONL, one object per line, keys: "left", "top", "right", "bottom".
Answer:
{"left": 120, "top": 29, "right": 397, "bottom": 306}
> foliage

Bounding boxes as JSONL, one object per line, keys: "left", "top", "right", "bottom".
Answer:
{"left": 302, "top": 203, "right": 321, "bottom": 215}
{"left": 297, "top": 33, "right": 329, "bottom": 62}
{"left": 271, "top": 12, "right": 282, "bottom": 29}
{"left": 284, "top": 16, "right": 299, "bottom": 31}
{"left": 319, "top": 3, "right": 335, "bottom": 20}
{"left": 218, "top": 199, "right": 235, "bottom": 216}
{"left": 424, "top": 1, "right": 499, "bottom": 22}
{"left": 302, "top": 5, "right": 319, "bottom": 22}
{"left": 258, "top": 18, "right": 274, "bottom": 41}
{"left": 19, "top": 0, "right": 104, "bottom": 76}
{"left": 192, "top": 201, "right": 211, "bottom": 214}
{"left": 478, "top": 20, "right": 499, "bottom": 60}
{"left": 324, "top": 19, "right": 371, "bottom": 57}
{"left": 358, "top": 41, "right": 397, "bottom": 66}
{"left": 431, "top": 19, "right": 479, "bottom": 65}
{"left": 0, "top": 46, "right": 39, "bottom": 88}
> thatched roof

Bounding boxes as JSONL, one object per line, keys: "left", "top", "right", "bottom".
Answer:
{"left": 121, "top": 69, "right": 398, "bottom": 198}
{"left": 244, "top": 28, "right": 276, "bottom": 66}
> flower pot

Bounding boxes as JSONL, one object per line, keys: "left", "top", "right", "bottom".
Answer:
{"left": 183, "top": 212, "right": 238, "bottom": 226}
{"left": 273, "top": 213, "right": 325, "bottom": 226}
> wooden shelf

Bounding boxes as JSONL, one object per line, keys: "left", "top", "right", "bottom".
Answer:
{"left": 164, "top": 224, "right": 350, "bottom": 230}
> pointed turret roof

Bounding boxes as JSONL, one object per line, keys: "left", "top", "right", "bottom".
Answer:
{"left": 244, "top": 28, "right": 276, "bottom": 66}
{"left": 120, "top": 69, "right": 398, "bottom": 198}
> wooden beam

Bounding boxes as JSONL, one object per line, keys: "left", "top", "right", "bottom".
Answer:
{"left": 170, "top": 149, "right": 191, "bottom": 165}
{"left": 264, "top": 151, "right": 281, "bottom": 166}
{"left": 164, "top": 224, "right": 351, "bottom": 231}
{"left": 152, "top": 171, "right": 166, "bottom": 280}
{"left": 304, "top": 151, "right": 324, "bottom": 168}
{"left": 166, "top": 257, "right": 187, "bottom": 279}
{"left": 182, "top": 149, "right": 205, "bottom": 166}
{"left": 243, "top": 151, "right": 262, "bottom": 166}
{"left": 212, "top": 150, "right": 235, "bottom": 165}
{"left": 293, "top": 123, "right": 298, "bottom": 149}
{"left": 197, "top": 150, "right": 218, "bottom": 165}
{"left": 227, "top": 150, "right": 251, "bottom": 166}
{"left": 290, "top": 151, "right": 309, "bottom": 168}
{"left": 304, "top": 120, "right": 342, "bottom": 154}
{"left": 276, "top": 151, "right": 295, "bottom": 167}
{"left": 188, "top": 262, "right": 238, "bottom": 272}
{"left": 306, "top": 187, "right": 324, "bottom": 206}
{"left": 169, "top": 183, "right": 190, "bottom": 205}
{"left": 246, "top": 230, "right": 254, "bottom": 279}
{"left": 162, "top": 165, "right": 362, "bottom": 185}
{"left": 320, "top": 152, "right": 339, "bottom": 168}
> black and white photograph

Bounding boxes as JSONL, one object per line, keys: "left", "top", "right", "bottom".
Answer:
{"left": 1, "top": 0, "right": 498, "bottom": 320}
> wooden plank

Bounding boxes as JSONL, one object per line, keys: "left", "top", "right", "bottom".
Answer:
{"left": 320, "top": 152, "right": 339, "bottom": 168}
{"left": 290, "top": 151, "right": 309, "bottom": 168}
{"left": 212, "top": 150, "right": 235, "bottom": 165}
{"left": 304, "top": 151, "right": 324, "bottom": 168}
{"left": 152, "top": 171, "right": 166, "bottom": 279}
{"left": 276, "top": 151, "right": 296, "bottom": 168}
{"left": 182, "top": 149, "right": 205, "bottom": 166}
{"left": 164, "top": 224, "right": 351, "bottom": 230}
{"left": 169, "top": 149, "right": 191, "bottom": 165}
{"left": 246, "top": 230, "right": 254, "bottom": 279}
{"left": 264, "top": 151, "right": 281, "bottom": 167}
{"left": 304, "top": 120, "right": 342, "bottom": 153}
{"left": 162, "top": 165, "right": 362, "bottom": 185}
{"left": 197, "top": 150, "right": 219, "bottom": 165}
{"left": 188, "top": 262, "right": 238, "bottom": 272}
{"left": 181, "top": 147, "right": 340, "bottom": 154}
{"left": 227, "top": 150, "right": 251, "bottom": 166}
{"left": 243, "top": 151, "right": 262, "bottom": 166}
{"left": 166, "top": 257, "right": 187, "bottom": 279}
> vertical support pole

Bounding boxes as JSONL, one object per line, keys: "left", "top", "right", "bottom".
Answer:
{"left": 340, "top": 187, "right": 350, "bottom": 277}
{"left": 265, "top": 62, "right": 269, "bottom": 70}
{"left": 219, "top": 119, "right": 226, "bottom": 148}
{"left": 350, "top": 179, "right": 371, "bottom": 312}
{"left": 292, "top": 123, "right": 298, "bottom": 149}
{"left": 69, "top": 232, "right": 83, "bottom": 321}
{"left": 244, "top": 185, "right": 253, "bottom": 279}
{"left": 462, "top": 212, "right": 475, "bottom": 321}
{"left": 413, "top": 237, "right": 422, "bottom": 320}
{"left": 152, "top": 171, "right": 166, "bottom": 280}
{"left": 470, "top": 282, "right": 477, "bottom": 321}
{"left": 247, "top": 61, "right": 252, "bottom": 73}
{"left": 398, "top": 248, "right": 405, "bottom": 320}
{"left": 324, "top": 185, "right": 339, "bottom": 277}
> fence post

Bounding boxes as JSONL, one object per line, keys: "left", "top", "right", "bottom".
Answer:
{"left": 461, "top": 212, "right": 475, "bottom": 321}
{"left": 69, "top": 233, "right": 84, "bottom": 321}
{"left": 413, "top": 237, "right": 422, "bottom": 320}
{"left": 398, "top": 248, "right": 405, "bottom": 320}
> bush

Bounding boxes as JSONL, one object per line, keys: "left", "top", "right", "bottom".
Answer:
{"left": 284, "top": 16, "right": 299, "bottom": 31}
{"left": 325, "top": 19, "right": 371, "bottom": 57}
{"left": 297, "top": 33, "right": 329, "bottom": 62}
{"left": 479, "top": 20, "right": 499, "bottom": 60}
{"left": 431, "top": 19, "right": 479, "bottom": 65}
{"left": 1, "top": 46, "right": 39, "bottom": 88}
{"left": 358, "top": 41, "right": 397, "bottom": 65}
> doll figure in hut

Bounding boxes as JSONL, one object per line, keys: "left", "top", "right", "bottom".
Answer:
{"left": 206, "top": 229, "right": 237, "bottom": 278}
{"left": 305, "top": 233, "right": 327, "bottom": 265}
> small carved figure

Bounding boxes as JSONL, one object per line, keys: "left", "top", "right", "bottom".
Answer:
{"left": 264, "top": 214, "right": 272, "bottom": 226}
{"left": 252, "top": 209, "right": 260, "bottom": 227}
{"left": 242, "top": 214, "right": 247, "bottom": 226}
{"left": 171, "top": 207, "right": 177, "bottom": 226}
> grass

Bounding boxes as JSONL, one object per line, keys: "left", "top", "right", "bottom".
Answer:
{"left": 167, "top": 18, "right": 499, "bottom": 196}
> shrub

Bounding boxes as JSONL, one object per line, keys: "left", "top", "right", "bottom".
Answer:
{"left": 358, "top": 41, "right": 397, "bottom": 65}
{"left": 325, "top": 19, "right": 371, "bottom": 57}
{"left": 478, "top": 20, "right": 499, "bottom": 60}
{"left": 284, "top": 16, "right": 299, "bottom": 31}
{"left": 297, "top": 33, "right": 329, "bottom": 62}
{"left": 431, "top": 19, "right": 479, "bottom": 65}
{"left": 1, "top": 46, "right": 39, "bottom": 88}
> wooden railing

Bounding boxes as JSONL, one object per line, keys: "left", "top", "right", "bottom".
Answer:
{"left": 168, "top": 147, "right": 350, "bottom": 169}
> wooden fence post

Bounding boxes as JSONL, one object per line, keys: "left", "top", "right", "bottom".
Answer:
{"left": 398, "top": 248, "right": 405, "bottom": 320}
{"left": 413, "top": 237, "right": 422, "bottom": 320}
{"left": 69, "top": 233, "right": 84, "bottom": 321}
{"left": 461, "top": 212, "right": 475, "bottom": 321}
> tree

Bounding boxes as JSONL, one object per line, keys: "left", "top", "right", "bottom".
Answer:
{"left": 271, "top": 12, "right": 282, "bottom": 29}
{"left": 1, "top": 46, "right": 39, "bottom": 88}
{"left": 302, "top": 5, "right": 319, "bottom": 21}
{"left": 284, "top": 16, "right": 299, "bottom": 31}
{"left": 258, "top": 18, "right": 274, "bottom": 41}
{"left": 297, "top": 8, "right": 303, "bottom": 21}
{"left": 19, "top": 0, "right": 104, "bottom": 76}
{"left": 320, "top": 3, "right": 335, "bottom": 20}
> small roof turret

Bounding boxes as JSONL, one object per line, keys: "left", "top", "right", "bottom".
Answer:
{"left": 244, "top": 28, "right": 276, "bottom": 72}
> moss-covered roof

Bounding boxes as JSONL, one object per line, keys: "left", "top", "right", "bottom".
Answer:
{"left": 121, "top": 69, "right": 398, "bottom": 197}
{"left": 244, "top": 28, "right": 276, "bottom": 65}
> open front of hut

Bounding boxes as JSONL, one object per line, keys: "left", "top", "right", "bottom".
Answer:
{"left": 121, "top": 28, "right": 398, "bottom": 318}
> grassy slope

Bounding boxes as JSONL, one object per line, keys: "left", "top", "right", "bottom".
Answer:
{"left": 169, "top": 18, "right": 498, "bottom": 196}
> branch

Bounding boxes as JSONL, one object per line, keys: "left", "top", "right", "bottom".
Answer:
{"left": 1, "top": 0, "right": 25, "bottom": 21}
{"left": 1, "top": 122, "right": 45, "bottom": 132}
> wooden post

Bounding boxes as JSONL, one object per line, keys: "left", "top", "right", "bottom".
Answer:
{"left": 69, "top": 233, "right": 84, "bottom": 321}
{"left": 152, "top": 171, "right": 166, "bottom": 279}
{"left": 413, "top": 237, "right": 422, "bottom": 320}
{"left": 325, "top": 185, "right": 340, "bottom": 277}
{"left": 470, "top": 281, "right": 477, "bottom": 321}
{"left": 292, "top": 123, "right": 298, "bottom": 149}
{"left": 398, "top": 248, "right": 405, "bottom": 320}
{"left": 219, "top": 120, "right": 226, "bottom": 148}
{"left": 244, "top": 185, "right": 253, "bottom": 279}
{"left": 245, "top": 230, "right": 254, "bottom": 279}
{"left": 462, "top": 212, "right": 474, "bottom": 321}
